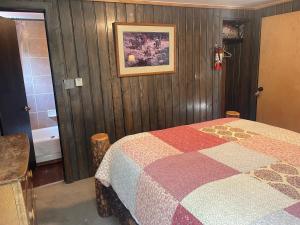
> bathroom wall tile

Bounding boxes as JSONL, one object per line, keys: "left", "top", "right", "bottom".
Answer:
{"left": 27, "top": 38, "right": 49, "bottom": 57}
{"left": 26, "top": 95, "right": 37, "bottom": 113}
{"left": 24, "top": 21, "right": 46, "bottom": 39}
{"left": 21, "top": 57, "right": 32, "bottom": 79}
{"left": 15, "top": 21, "right": 26, "bottom": 37}
{"left": 24, "top": 80, "right": 34, "bottom": 95}
{"left": 37, "top": 112, "right": 57, "bottom": 129}
{"left": 16, "top": 20, "right": 57, "bottom": 130}
{"left": 15, "top": 21, "right": 29, "bottom": 57}
{"left": 18, "top": 38, "right": 29, "bottom": 58}
{"left": 22, "top": 73, "right": 32, "bottom": 84}
{"left": 31, "top": 57, "right": 51, "bottom": 76}
{"left": 35, "top": 93, "right": 56, "bottom": 112}
{"left": 33, "top": 76, "right": 53, "bottom": 94}
{"left": 29, "top": 112, "right": 39, "bottom": 130}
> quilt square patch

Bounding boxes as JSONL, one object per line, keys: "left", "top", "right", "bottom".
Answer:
{"left": 250, "top": 211, "right": 300, "bottom": 225}
{"left": 135, "top": 172, "right": 179, "bottom": 225}
{"left": 248, "top": 162, "right": 300, "bottom": 200}
{"left": 110, "top": 150, "right": 141, "bottom": 213}
{"left": 285, "top": 202, "right": 300, "bottom": 219}
{"left": 172, "top": 205, "right": 203, "bottom": 225}
{"left": 227, "top": 119, "right": 300, "bottom": 146}
{"left": 122, "top": 135, "right": 181, "bottom": 168}
{"left": 145, "top": 152, "right": 239, "bottom": 200}
{"left": 181, "top": 174, "right": 297, "bottom": 225}
{"left": 238, "top": 135, "right": 300, "bottom": 166}
{"left": 200, "top": 125, "right": 257, "bottom": 141}
{"left": 201, "top": 142, "right": 277, "bottom": 172}
{"left": 189, "top": 118, "right": 239, "bottom": 129}
{"left": 151, "top": 126, "right": 227, "bottom": 152}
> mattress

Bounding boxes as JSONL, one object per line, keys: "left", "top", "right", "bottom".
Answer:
{"left": 96, "top": 118, "right": 300, "bottom": 225}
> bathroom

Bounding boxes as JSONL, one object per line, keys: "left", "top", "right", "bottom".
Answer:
{"left": 0, "top": 11, "right": 63, "bottom": 186}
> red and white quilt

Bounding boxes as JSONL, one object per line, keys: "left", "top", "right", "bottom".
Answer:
{"left": 96, "top": 118, "right": 300, "bottom": 225}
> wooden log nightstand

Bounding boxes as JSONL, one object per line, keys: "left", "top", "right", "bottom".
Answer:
{"left": 91, "top": 133, "right": 148, "bottom": 225}
{"left": 91, "top": 133, "right": 112, "bottom": 217}
{"left": 225, "top": 111, "right": 240, "bottom": 118}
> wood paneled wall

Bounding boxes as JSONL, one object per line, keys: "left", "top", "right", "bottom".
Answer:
{"left": 0, "top": 0, "right": 251, "bottom": 182}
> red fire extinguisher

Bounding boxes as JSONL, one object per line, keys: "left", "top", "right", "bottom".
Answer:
{"left": 214, "top": 46, "right": 224, "bottom": 71}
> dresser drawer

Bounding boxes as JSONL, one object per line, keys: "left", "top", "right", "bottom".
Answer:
{"left": 0, "top": 182, "right": 28, "bottom": 225}
{"left": 22, "top": 170, "right": 36, "bottom": 225}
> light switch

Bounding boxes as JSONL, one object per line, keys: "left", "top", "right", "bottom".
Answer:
{"left": 63, "top": 79, "right": 75, "bottom": 90}
{"left": 75, "top": 78, "right": 83, "bottom": 87}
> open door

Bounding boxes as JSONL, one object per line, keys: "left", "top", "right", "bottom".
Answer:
{"left": 257, "top": 11, "right": 300, "bottom": 133}
{"left": 0, "top": 16, "right": 36, "bottom": 168}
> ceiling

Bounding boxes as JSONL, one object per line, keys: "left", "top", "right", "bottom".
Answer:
{"left": 135, "top": 0, "right": 285, "bottom": 9}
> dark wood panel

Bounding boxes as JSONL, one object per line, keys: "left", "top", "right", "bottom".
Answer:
{"left": 293, "top": 0, "right": 300, "bottom": 11}
{"left": 178, "top": 7, "right": 187, "bottom": 125}
{"left": 163, "top": 6, "right": 174, "bottom": 128}
{"left": 0, "top": 0, "right": 254, "bottom": 182}
{"left": 200, "top": 9, "right": 208, "bottom": 121}
{"left": 193, "top": 8, "right": 201, "bottom": 123}
{"left": 46, "top": 0, "right": 78, "bottom": 182}
{"left": 212, "top": 9, "right": 221, "bottom": 119}
{"left": 136, "top": 4, "right": 150, "bottom": 131}
{"left": 171, "top": 6, "right": 180, "bottom": 127}
{"left": 142, "top": 4, "right": 158, "bottom": 131}
{"left": 153, "top": 6, "right": 166, "bottom": 129}
{"left": 94, "top": 2, "right": 117, "bottom": 142}
{"left": 185, "top": 7, "right": 194, "bottom": 124}
{"left": 206, "top": 9, "right": 214, "bottom": 120}
{"left": 82, "top": 1, "right": 106, "bottom": 133}
{"left": 105, "top": 3, "right": 126, "bottom": 140}
{"left": 70, "top": 0, "right": 96, "bottom": 176}
{"left": 126, "top": 4, "right": 143, "bottom": 134}
{"left": 58, "top": 0, "right": 89, "bottom": 179}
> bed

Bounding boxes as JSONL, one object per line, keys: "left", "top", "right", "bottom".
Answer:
{"left": 95, "top": 118, "right": 300, "bottom": 225}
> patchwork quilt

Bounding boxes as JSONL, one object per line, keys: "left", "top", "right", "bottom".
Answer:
{"left": 96, "top": 118, "right": 300, "bottom": 225}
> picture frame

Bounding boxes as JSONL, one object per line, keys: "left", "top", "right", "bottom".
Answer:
{"left": 114, "top": 22, "right": 176, "bottom": 77}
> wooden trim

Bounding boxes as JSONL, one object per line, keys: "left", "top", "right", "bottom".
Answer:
{"left": 90, "top": 0, "right": 255, "bottom": 9}
{"left": 89, "top": 0, "right": 294, "bottom": 10}
{"left": 115, "top": 22, "right": 176, "bottom": 26}
{"left": 253, "top": 0, "right": 292, "bottom": 9}
{"left": 114, "top": 22, "right": 176, "bottom": 77}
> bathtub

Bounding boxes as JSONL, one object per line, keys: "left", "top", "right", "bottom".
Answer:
{"left": 32, "top": 126, "right": 62, "bottom": 163}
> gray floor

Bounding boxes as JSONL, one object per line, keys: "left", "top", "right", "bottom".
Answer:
{"left": 35, "top": 178, "right": 119, "bottom": 225}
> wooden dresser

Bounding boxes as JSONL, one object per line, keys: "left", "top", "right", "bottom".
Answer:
{"left": 0, "top": 134, "right": 36, "bottom": 225}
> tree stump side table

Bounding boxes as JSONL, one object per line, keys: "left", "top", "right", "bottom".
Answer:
{"left": 225, "top": 111, "right": 240, "bottom": 118}
{"left": 91, "top": 133, "right": 112, "bottom": 217}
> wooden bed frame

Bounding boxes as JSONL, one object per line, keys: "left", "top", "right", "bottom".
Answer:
{"left": 91, "top": 133, "right": 138, "bottom": 225}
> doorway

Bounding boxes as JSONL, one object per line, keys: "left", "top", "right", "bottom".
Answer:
{"left": 257, "top": 11, "right": 300, "bottom": 133}
{"left": 222, "top": 19, "right": 248, "bottom": 118}
{"left": 0, "top": 11, "right": 64, "bottom": 186}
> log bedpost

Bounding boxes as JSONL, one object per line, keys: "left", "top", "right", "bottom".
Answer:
{"left": 91, "top": 133, "right": 112, "bottom": 217}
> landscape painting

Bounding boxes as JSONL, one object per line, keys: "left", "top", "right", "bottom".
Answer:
{"left": 123, "top": 32, "right": 169, "bottom": 67}
{"left": 115, "top": 23, "right": 176, "bottom": 77}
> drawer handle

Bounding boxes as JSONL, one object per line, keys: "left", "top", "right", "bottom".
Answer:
{"left": 27, "top": 170, "right": 33, "bottom": 178}
{"left": 28, "top": 209, "right": 35, "bottom": 220}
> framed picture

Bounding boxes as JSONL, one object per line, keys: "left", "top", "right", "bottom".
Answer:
{"left": 114, "top": 23, "right": 176, "bottom": 77}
